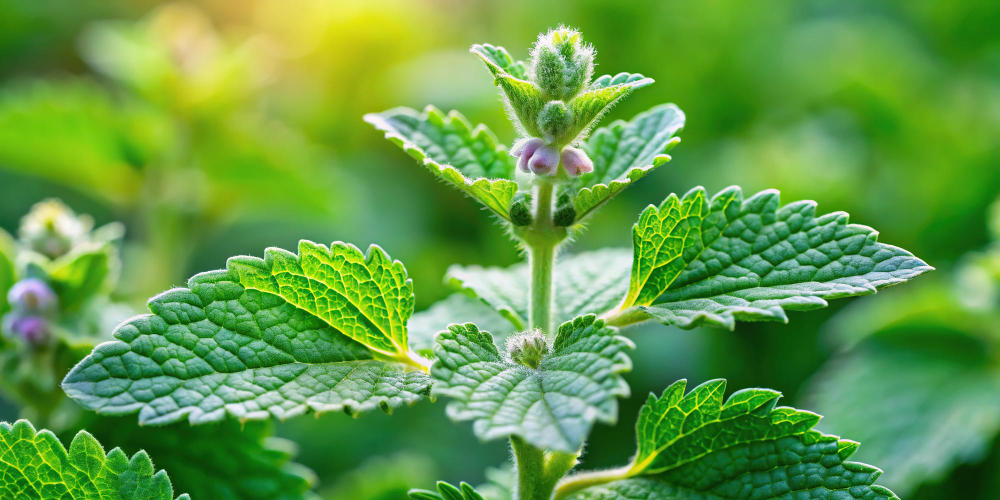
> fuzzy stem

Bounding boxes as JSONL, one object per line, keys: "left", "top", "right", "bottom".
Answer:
{"left": 527, "top": 179, "right": 559, "bottom": 334}
{"left": 553, "top": 465, "right": 633, "bottom": 499}
{"left": 511, "top": 437, "right": 579, "bottom": 500}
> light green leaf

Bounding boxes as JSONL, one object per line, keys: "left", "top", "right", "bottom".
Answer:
{"left": 588, "top": 73, "right": 649, "bottom": 90}
{"left": 470, "top": 43, "right": 528, "bottom": 80}
{"left": 564, "top": 379, "right": 899, "bottom": 500}
{"left": 63, "top": 241, "right": 431, "bottom": 425}
{"left": 0, "top": 419, "right": 188, "bottom": 499}
{"left": 566, "top": 77, "right": 654, "bottom": 144}
{"left": 431, "top": 315, "right": 633, "bottom": 452}
{"left": 409, "top": 480, "right": 487, "bottom": 500}
{"left": 88, "top": 418, "right": 315, "bottom": 500}
{"left": 408, "top": 294, "right": 515, "bottom": 353}
{"left": 471, "top": 47, "right": 546, "bottom": 138}
{"left": 0, "top": 229, "right": 15, "bottom": 315}
{"left": 47, "top": 244, "right": 115, "bottom": 312}
{"left": 615, "top": 186, "right": 933, "bottom": 330}
{"left": 365, "top": 105, "right": 519, "bottom": 221}
{"left": 446, "top": 249, "right": 633, "bottom": 331}
{"left": 574, "top": 104, "right": 685, "bottom": 221}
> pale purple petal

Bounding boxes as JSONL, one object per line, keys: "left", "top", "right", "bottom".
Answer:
{"left": 528, "top": 144, "right": 560, "bottom": 175}
{"left": 561, "top": 147, "right": 594, "bottom": 176}
{"left": 511, "top": 138, "right": 544, "bottom": 173}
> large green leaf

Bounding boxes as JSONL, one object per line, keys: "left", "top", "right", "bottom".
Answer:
{"left": 431, "top": 315, "right": 633, "bottom": 452}
{"left": 574, "top": 104, "right": 684, "bottom": 221}
{"left": 563, "top": 379, "right": 899, "bottom": 500}
{"left": 63, "top": 241, "right": 431, "bottom": 425}
{"left": 614, "top": 186, "right": 932, "bottom": 329}
{"left": 0, "top": 419, "right": 188, "bottom": 499}
{"left": 364, "top": 105, "right": 519, "bottom": 221}
{"left": 446, "top": 248, "right": 633, "bottom": 330}
{"left": 86, "top": 418, "right": 315, "bottom": 500}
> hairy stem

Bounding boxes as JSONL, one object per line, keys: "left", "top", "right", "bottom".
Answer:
{"left": 553, "top": 465, "right": 633, "bottom": 499}
{"left": 511, "top": 436, "right": 579, "bottom": 500}
{"left": 527, "top": 179, "right": 562, "bottom": 334}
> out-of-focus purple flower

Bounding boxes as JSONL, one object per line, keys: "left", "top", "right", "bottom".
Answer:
{"left": 8, "top": 278, "right": 57, "bottom": 313}
{"left": 3, "top": 314, "right": 50, "bottom": 346}
{"left": 560, "top": 147, "right": 594, "bottom": 176}
{"left": 511, "top": 138, "right": 545, "bottom": 173}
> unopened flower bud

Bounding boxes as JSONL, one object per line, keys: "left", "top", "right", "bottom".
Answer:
{"left": 553, "top": 191, "right": 577, "bottom": 227}
{"left": 560, "top": 147, "right": 594, "bottom": 176}
{"left": 527, "top": 144, "right": 560, "bottom": 176}
{"left": 509, "top": 192, "right": 534, "bottom": 226}
{"left": 8, "top": 278, "right": 57, "bottom": 314}
{"left": 507, "top": 330, "right": 549, "bottom": 369}
{"left": 537, "top": 101, "right": 571, "bottom": 143}
{"left": 19, "top": 199, "right": 91, "bottom": 259}
{"left": 2, "top": 314, "right": 50, "bottom": 346}
{"left": 530, "top": 27, "right": 594, "bottom": 101}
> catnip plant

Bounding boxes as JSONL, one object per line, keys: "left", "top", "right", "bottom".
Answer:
{"left": 0, "top": 27, "right": 932, "bottom": 499}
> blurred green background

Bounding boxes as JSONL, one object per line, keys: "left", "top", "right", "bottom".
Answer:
{"left": 0, "top": 0, "right": 998, "bottom": 498}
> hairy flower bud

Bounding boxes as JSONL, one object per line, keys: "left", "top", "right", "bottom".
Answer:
{"left": 2, "top": 314, "right": 50, "bottom": 346}
{"left": 530, "top": 27, "right": 594, "bottom": 101}
{"left": 560, "top": 147, "right": 594, "bottom": 176}
{"left": 506, "top": 330, "right": 549, "bottom": 369}
{"left": 19, "top": 199, "right": 92, "bottom": 259}
{"left": 509, "top": 192, "right": 534, "bottom": 226}
{"left": 8, "top": 278, "right": 57, "bottom": 314}
{"left": 527, "top": 144, "right": 560, "bottom": 176}
{"left": 553, "top": 190, "right": 577, "bottom": 227}
{"left": 537, "top": 101, "right": 571, "bottom": 143}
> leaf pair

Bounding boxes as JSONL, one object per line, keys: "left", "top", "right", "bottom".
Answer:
{"left": 0, "top": 420, "right": 187, "bottom": 499}
{"left": 62, "top": 241, "right": 432, "bottom": 425}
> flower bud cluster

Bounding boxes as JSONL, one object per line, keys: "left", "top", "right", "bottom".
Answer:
{"left": 2, "top": 278, "right": 57, "bottom": 347}
{"left": 506, "top": 329, "right": 550, "bottom": 369}
{"left": 511, "top": 138, "right": 594, "bottom": 178}
{"left": 19, "top": 199, "right": 92, "bottom": 259}
{"left": 530, "top": 27, "right": 594, "bottom": 102}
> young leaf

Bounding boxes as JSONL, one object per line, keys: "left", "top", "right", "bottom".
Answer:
{"left": 46, "top": 244, "right": 115, "bottom": 311}
{"left": 0, "top": 419, "right": 188, "bottom": 499}
{"left": 87, "top": 418, "right": 315, "bottom": 500}
{"left": 614, "top": 186, "right": 932, "bottom": 329}
{"left": 409, "top": 480, "right": 487, "bottom": 500}
{"left": 446, "top": 248, "right": 633, "bottom": 330}
{"left": 574, "top": 104, "right": 685, "bottom": 222}
{"left": 365, "top": 105, "right": 519, "bottom": 221}
{"left": 431, "top": 315, "right": 633, "bottom": 452}
{"left": 565, "top": 77, "right": 654, "bottom": 145}
{"left": 562, "top": 379, "right": 899, "bottom": 499}
{"left": 408, "top": 294, "right": 515, "bottom": 353}
{"left": 470, "top": 46, "right": 547, "bottom": 138}
{"left": 63, "top": 241, "right": 432, "bottom": 425}
{"left": 470, "top": 43, "right": 528, "bottom": 80}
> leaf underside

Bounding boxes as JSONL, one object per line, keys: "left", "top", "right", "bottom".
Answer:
{"left": 568, "top": 379, "right": 899, "bottom": 499}
{"left": 430, "top": 315, "right": 633, "bottom": 452}
{"left": 574, "top": 104, "right": 684, "bottom": 221}
{"left": 621, "top": 186, "right": 932, "bottom": 330}
{"left": 364, "top": 105, "right": 518, "bottom": 221}
{"left": 446, "top": 248, "right": 633, "bottom": 330}
{"left": 0, "top": 419, "right": 187, "bottom": 500}
{"left": 63, "top": 241, "right": 431, "bottom": 426}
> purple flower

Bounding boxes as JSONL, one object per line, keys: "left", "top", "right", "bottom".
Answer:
{"left": 511, "top": 138, "right": 545, "bottom": 173}
{"left": 3, "top": 314, "right": 49, "bottom": 346}
{"left": 511, "top": 138, "right": 558, "bottom": 175}
{"left": 560, "top": 147, "right": 594, "bottom": 176}
{"left": 8, "top": 278, "right": 57, "bottom": 313}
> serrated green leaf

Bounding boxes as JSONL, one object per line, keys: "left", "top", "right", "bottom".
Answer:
{"left": 364, "top": 106, "right": 519, "bottom": 221}
{"left": 574, "top": 105, "right": 685, "bottom": 221}
{"left": 87, "top": 418, "right": 315, "bottom": 500}
{"left": 563, "top": 379, "right": 899, "bottom": 500}
{"left": 63, "top": 241, "right": 431, "bottom": 425}
{"left": 408, "top": 294, "right": 515, "bottom": 353}
{"left": 0, "top": 419, "right": 187, "bottom": 499}
{"left": 409, "top": 480, "right": 487, "bottom": 500}
{"left": 614, "top": 186, "right": 932, "bottom": 330}
{"left": 470, "top": 43, "right": 528, "bottom": 80}
{"left": 430, "top": 315, "right": 633, "bottom": 452}
{"left": 565, "top": 78, "right": 653, "bottom": 144}
{"left": 446, "top": 248, "right": 633, "bottom": 330}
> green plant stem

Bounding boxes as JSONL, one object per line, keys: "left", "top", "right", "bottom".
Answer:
{"left": 511, "top": 436, "right": 579, "bottom": 500}
{"left": 601, "top": 307, "right": 650, "bottom": 328}
{"left": 553, "top": 465, "right": 633, "bottom": 499}
{"left": 526, "top": 179, "right": 562, "bottom": 334}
